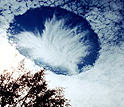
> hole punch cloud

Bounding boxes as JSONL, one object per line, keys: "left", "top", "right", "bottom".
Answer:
{"left": 8, "top": 7, "right": 100, "bottom": 75}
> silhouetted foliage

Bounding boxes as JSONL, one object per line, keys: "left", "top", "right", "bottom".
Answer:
{"left": 0, "top": 59, "right": 71, "bottom": 107}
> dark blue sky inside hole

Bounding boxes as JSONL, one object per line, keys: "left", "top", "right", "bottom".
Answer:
{"left": 8, "top": 6, "right": 101, "bottom": 75}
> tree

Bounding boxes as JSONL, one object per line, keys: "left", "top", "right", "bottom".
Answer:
{"left": 0, "top": 59, "right": 71, "bottom": 107}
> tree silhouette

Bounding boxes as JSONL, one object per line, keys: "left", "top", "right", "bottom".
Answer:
{"left": 0, "top": 59, "right": 71, "bottom": 107}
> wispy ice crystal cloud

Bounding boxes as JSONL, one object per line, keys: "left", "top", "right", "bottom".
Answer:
{"left": 14, "top": 17, "right": 89, "bottom": 75}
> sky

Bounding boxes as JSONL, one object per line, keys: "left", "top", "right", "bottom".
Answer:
{"left": 0, "top": 0, "right": 124, "bottom": 107}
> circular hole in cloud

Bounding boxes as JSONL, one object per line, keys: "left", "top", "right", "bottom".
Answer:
{"left": 8, "top": 6, "right": 100, "bottom": 75}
